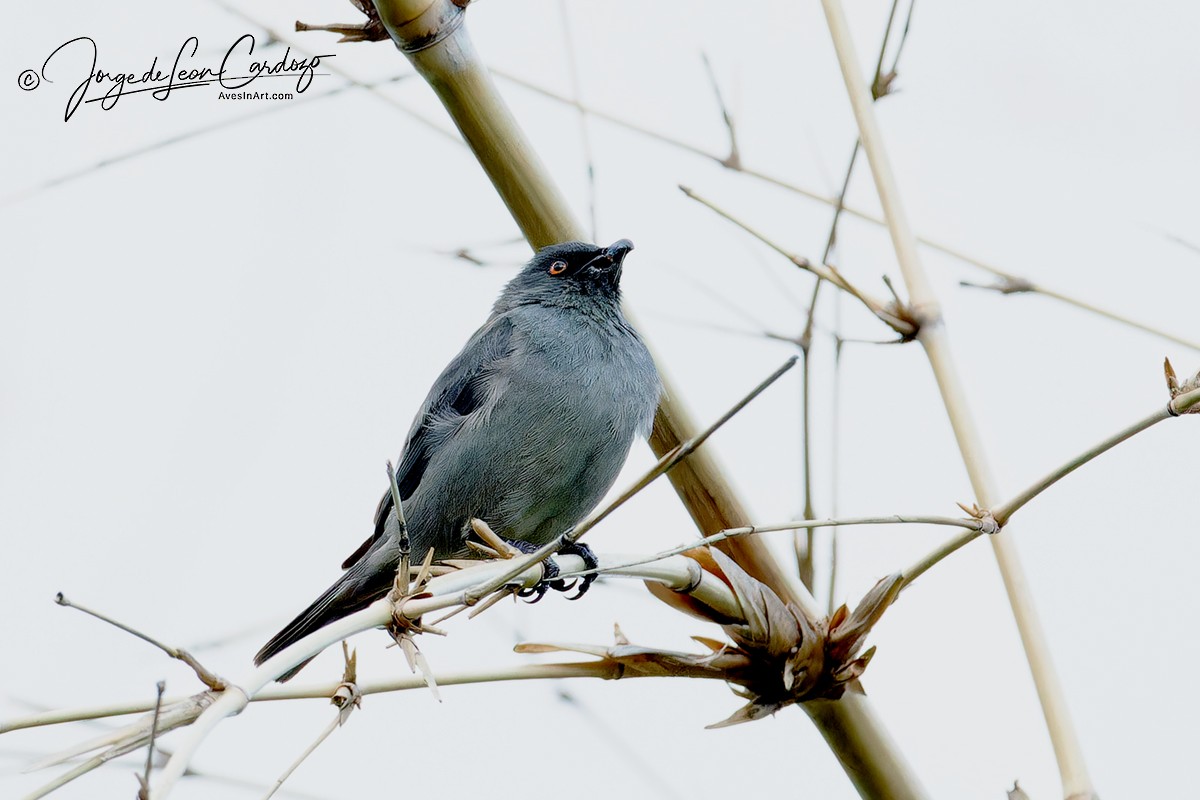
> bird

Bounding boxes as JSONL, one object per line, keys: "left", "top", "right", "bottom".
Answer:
{"left": 254, "top": 239, "right": 661, "bottom": 680}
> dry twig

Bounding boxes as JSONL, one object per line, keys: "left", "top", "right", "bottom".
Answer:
{"left": 134, "top": 682, "right": 166, "bottom": 800}
{"left": 261, "top": 644, "right": 362, "bottom": 800}
{"left": 680, "top": 186, "right": 918, "bottom": 339}
{"left": 54, "top": 594, "right": 225, "bottom": 691}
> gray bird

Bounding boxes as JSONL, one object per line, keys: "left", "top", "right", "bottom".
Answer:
{"left": 255, "top": 239, "right": 660, "bottom": 680}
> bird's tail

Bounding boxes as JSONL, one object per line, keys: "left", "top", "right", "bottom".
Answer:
{"left": 254, "top": 565, "right": 391, "bottom": 682}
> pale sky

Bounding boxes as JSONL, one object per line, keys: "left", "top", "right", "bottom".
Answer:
{"left": 3, "top": 1, "right": 1199, "bottom": 798}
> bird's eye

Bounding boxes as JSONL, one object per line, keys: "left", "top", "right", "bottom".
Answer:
{"left": 549, "top": 260, "right": 568, "bottom": 276}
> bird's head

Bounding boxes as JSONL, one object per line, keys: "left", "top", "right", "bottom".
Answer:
{"left": 495, "top": 239, "right": 635, "bottom": 313}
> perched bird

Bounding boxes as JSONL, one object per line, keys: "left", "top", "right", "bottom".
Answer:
{"left": 255, "top": 239, "right": 660, "bottom": 680}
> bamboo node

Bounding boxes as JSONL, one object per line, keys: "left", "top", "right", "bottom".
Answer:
{"left": 1164, "top": 358, "right": 1200, "bottom": 415}
{"left": 296, "top": 0, "right": 389, "bottom": 43}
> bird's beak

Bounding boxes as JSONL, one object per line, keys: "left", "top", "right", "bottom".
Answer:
{"left": 603, "top": 239, "right": 635, "bottom": 265}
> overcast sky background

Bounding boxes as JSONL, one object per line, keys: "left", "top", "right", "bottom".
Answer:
{"left": 3, "top": 1, "right": 1200, "bottom": 798}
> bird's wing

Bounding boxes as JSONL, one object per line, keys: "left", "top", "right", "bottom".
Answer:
{"left": 340, "top": 314, "right": 517, "bottom": 569}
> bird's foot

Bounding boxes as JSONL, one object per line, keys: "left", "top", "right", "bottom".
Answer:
{"left": 556, "top": 541, "right": 599, "bottom": 600}
{"left": 501, "top": 539, "right": 598, "bottom": 603}
{"left": 502, "top": 539, "right": 568, "bottom": 603}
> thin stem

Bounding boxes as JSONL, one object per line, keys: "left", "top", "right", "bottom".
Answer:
{"left": 819, "top": 2, "right": 1095, "bottom": 794}
{"left": 552, "top": 689, "right": 688, "bottom": 800}
{"left": 1162, "top": 229, "right": 1200, "bottom": 256}
{"left": 2, "top": 82, "right": 388, "bottom": 207}
{"left": 828, "top": 332, "right": 845, "bottom": 613}
{"left": 556, "top": 0, "right": 598, "bottom": 240}
{"left": 560, "top": 515, "right": 984, "bottom": 582}
{"left": 2, "top": 664, "right": 618, "bottom": 731}
{"left": 871, "top": 0, "right": 902, "bottom": 85}
{"left": 994, "top": 385, "right": 1200, "bottom": 525}
{"left": 137, "top": 682, "right": 166, "bottom": 800}
{"left": 54, "top": 594, "right": 224, "bottom": 691}
{"left": 795, "top": 347, "right": 816, "bottom": 591}
{"left": 260, "top": 716, "right": 340, "bottom": 800}
{"left": 700, "top": 53, "right": 741, "bottom": 168}
{"left": 679, "top": 186, "right": 917, "bottom": 338}
{"left": 903, "top": 384, "right": 1200, "bottom": 590}
{"left": 961, "top": 279, "right": 1200, "bottom": 353}
{"left": 994, "top": 411, "right": 1165, "bottom": 525}
{"left": 799, "top": 135, "right": 857, "bottom": 600}
{"left": 1032, "top": 285, "right": 1200, "bottom": 352}
{"left": 899, "top": 527, "right": 977, "bottom": 589}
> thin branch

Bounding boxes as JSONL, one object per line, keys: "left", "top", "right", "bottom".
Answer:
{"left": 899, "top": 371, "right": 1200, "bottom": 595}
{"left": 560, "top": 514, "right": 985, "bottom": 582}
{"left": 679, "top": 186, "right": 918, "bottom": 338}
{"left": 1, "top": 81, "right": 391, "bottom": 206}
{"left": 994, "top": 384, "right": 1200, "bottom": 525}
{"left": 1161, "top": 229, "right": 1200, "bottom": 257}
{"left": 557, "top": 0, "right": 598, "bottom": 240}
{"left": 135, "top": 682, "right": 166, "bottom": 800}
{"left": 662, "top": 260, "right": 790, "bottom": 336}
{"left": 54, "top": 594, "right": 225, "bottom": 691}
{"left": 871, "top": 0, "right": 902, "bottom": 92}
{"left": 828, "top": 332, "right": 845, "bottom": 613}
{"left": 22, "top": 655, "right": 731, "bottom": 800}
{"left": 795, "top": 140, "right": 857, "bottom": 592}
{"left": 797, "top": 0, "right": 913, "bottom": 594}
{"left": 871, "top": 0, "right": 916, "bottom": 99}
{"left": 961, "top": 278, "right": 1200, "bottom": 352}
{"left": 794, "top": 347, "right": 817, "bottom": 591}
{"left": 0, "top": 698, "right": 327, "bottom": 800}
{"left": 261, "top": 645, "right": 361, "bottom": 800}
{"left": 260, "top": 717, "right": 339, "bottom": 800}
{"left": 700, "top": 53, "right": 741, "bottom": 169}
{"left": 2, "top": 662, "right": 627, "bottom": 733}
{"left": 553, "top": 689, "right": 688, "bottom": 800}
{"left": 742, "top": 239, "right": 810, "bottom": 313}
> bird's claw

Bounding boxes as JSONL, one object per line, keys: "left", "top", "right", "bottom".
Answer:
{"left": 517, "top": 554, "right": 561, "bottom": 603}
{"left": 503, "top": 538, "right": 597, "bottom": 602}
{"left": 557, "top": 541, "right": 599, "bottom": 600}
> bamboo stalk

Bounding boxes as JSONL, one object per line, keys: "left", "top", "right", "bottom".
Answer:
{"left": 336, "top": 2, "right": 926, "bottom": 797}
{"left": 805, "top": 695, "right": 927, "bottom": 800}
{"left": 817, "top": 1, "right": 1095, "bottom": 798}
